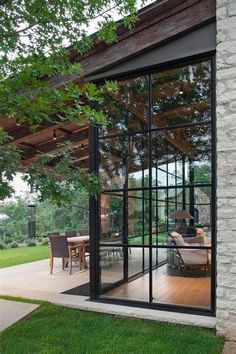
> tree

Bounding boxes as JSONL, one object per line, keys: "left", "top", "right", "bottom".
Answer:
{"left": 0, "top": 0, "right": 141, "bottom": 203}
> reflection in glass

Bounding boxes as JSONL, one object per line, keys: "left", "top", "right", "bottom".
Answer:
{"left": 127, "top": 190, "right": 149, "bottom": 245}
{"left": 99, "top": 136, "right": 128, "bottom": 190}
{"left": 152, "top": 61, "right": 211, "bottom": 128}
{"left": 100, "top": 247, "right": 124, "bottom": 291}
{"left": 151, "top": 125, "right": 211, "bottom": 187}
{"left": 100, "top": 193, "right": 123, "bottom": 242}
{"left": 98, "top": 60, "right": 213, "bottom": 311}
{"left": 99, "top": 76, "right": 148, "bottom": 136}
{"left": 128, "top": 133, "right": 149, "bottom": 189}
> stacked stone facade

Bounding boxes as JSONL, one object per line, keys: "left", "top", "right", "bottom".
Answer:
{"left": 216, "top": 0, "right": 236, "bottom": 341}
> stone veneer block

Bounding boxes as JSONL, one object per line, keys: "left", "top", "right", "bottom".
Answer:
{"left": 216, "top": 0, "right": 236, "bottom": 342}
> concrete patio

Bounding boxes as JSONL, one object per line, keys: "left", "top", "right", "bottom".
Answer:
{"left": 0, "top": 258, "right": 216, "bottom": 329}
{"left": 0, "top": 299, "right": 39, "bottom": 332}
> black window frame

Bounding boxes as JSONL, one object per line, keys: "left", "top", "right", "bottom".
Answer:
{"left": 89, "top": 53, "right": 216, "bottom": 317}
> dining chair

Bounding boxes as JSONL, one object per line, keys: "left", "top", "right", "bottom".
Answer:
{"left": 48, "top": 232, "right": 60, "bottom": 236}
{"left": 80, "top": 229, "right": 89, "bottom": 236}
{"left": 80, "top": 230, "right": 90, "bottom": 268}
{"left": 65, "top": 231, "right": 77, "bottom": 238}
{"left": 49, "top": 235, "right": 82, "bottom": 275}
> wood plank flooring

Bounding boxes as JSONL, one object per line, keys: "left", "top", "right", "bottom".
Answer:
{"left": 105, "top": 265, "right": 211, "bottom": 308}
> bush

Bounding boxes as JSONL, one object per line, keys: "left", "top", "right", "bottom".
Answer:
{"left": 4, "top": 237, "right": 13, "bottom": 245}
{"left": 10, "top": 242, "right": 19, "bottom": 248}
{"left": 15, "top": 236, "right": 27, "bottom": 243}
{"left": 0, "top": 241, "right": 7, "bottom": 250}
{"left": 42, "top": 238, "right": 49, "bottom": 246}
{"left": 27, "top": 240, "right": 36, "bottom": 247}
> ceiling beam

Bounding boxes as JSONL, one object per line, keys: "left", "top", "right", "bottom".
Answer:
{"left": 21, "top": 127, "right": 88, "bottom": 164}
{"left": 6, "top": 122, "right": 88, "bottom": 146}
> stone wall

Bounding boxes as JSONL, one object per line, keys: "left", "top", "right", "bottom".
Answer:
{"left": 216, "top": 0, "right": 236, "bottom": 341}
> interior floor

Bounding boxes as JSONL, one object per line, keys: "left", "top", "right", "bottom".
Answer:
{"left": 103, "top": 263, "right": 211, "bottom": 309}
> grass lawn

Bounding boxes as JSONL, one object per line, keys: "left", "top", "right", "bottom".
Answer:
{"left": 0, "top": 245, "right": 50, "bottom": 269}
{"left": 0, "top": 296, "right": 224, "bottom": 354}
{"left": 130, "top": 232, "right": 167, "bottom": 245}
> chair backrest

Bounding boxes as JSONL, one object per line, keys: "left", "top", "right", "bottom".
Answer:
{"left": 80, "top": 229, "right": 89, "bottom": 236}
{"left": 48, "top": 232, "right": 60, "bottom": 237}
{"left": 168, "top": 232, "right": 185, "bottom": 264}
{"left": 49, "top": 235, "right": 69, "bottom": 258}
{"left": 65, "top": 231, "right": 77, "bottom": 238}
{"left": 169, "top": 232, "right": 208, "bottom": 266}
{"left": 169, "top": 232, "right": 185, "bottom": 246}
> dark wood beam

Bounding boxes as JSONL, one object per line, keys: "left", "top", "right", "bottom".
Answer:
{"left": 5, "top": 118, "right": 87, "bottom": 145}
{"left": 22, "top": 127, "right": 88, "bottom": 163}
{"left": 71, "top": 147, "right": 89, "bottom": 162}
{"left": 47, "top": 0, "right": 215, "bottom": 88}
{"left": 7, "top": 122, "right": 58, "bottom": 143}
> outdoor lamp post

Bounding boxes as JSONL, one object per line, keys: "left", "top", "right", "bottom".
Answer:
{"left": 28, "top": 204, "right": 36, "bottom": 238}
{"left": 27, "top": 188, "right": 37, "bottom": 238}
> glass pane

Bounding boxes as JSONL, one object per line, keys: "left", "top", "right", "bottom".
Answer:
{"left": 151, "top": 125, "right": 211, "bottom": 187}
{"left": 152, "top": 60, "right": 211, "bottom": 128}
{"left": 101, "top": 245, "right": 149, "bottom": 302}
{"left": 100, "top": 247, "right": 124, "bottom": 291}
{"left": 99, "top": 76, "right": 148, "bottom": 136}
{"left": 128, "top": 247, "right": 143, "bottom": 278}
{"left": 99, "top": 136, "right": 128, "bottom": 190}
{"left": 153, "top": 249, "right": 211, "bottom": 309}
{"left": 127, "top": 190, "right": 149, "bottom": 245}
{"left": 100, "top": 193, "right": 123, "bottom": 242}
{"left": 128, "top": 133, "right": 149, "bottom": 189}
{"left": 166, "top": 187, "right": 212, "bottom": 245}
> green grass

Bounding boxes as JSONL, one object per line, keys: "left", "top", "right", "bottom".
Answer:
{"left": 0, "top": 245, "right": 50, "bottom": 269}
{"left": 130, "top": 232, "right": 167, "bottom": 245}
{"left": 0, "top": 296, "right": 224, "bottom": 354}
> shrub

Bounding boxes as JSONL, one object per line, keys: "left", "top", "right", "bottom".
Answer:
{"left": 27, "top": 240, "right": 36, "bottom": 247}
{"left": 42, "top": 238, "right": 49, "bottom": 246}
{"left": 15, "top": 237, "right": 27, "bottom": 244}
{"left": 4, "top": 237, "right": 13, "bottom": 245}
{"left": 10, "top": 242, "right": 19, "bottom": 248}
{"left": 0, "top": 241, "right": 7, "bottom": 250}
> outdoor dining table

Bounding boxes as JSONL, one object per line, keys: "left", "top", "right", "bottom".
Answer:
{"left": 67, "top": 235, "right": 89, "bottom": 269}
{"left": 67, "top": 235, "right": 89, "bottom": 243}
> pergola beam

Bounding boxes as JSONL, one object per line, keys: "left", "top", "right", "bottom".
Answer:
{"left": 21, "top": 127, "right": 88, "bottom": 164}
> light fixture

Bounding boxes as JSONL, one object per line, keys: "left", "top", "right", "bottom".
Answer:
{"left": 179, "top": 83, "right": 184, "bottom": 95}
{"left": 169, "top": 210, "right": 194, "bottom": 220}
{"left": 53, "top": 129, "right": 57, "bottom": 140}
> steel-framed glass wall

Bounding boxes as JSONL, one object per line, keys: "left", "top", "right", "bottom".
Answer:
{"left": 90, "top": 57, "right": 215, "bottom": 314}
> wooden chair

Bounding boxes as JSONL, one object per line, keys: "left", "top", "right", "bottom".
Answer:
{"left": 65, "top": 231, "right": 77, "bottom": 238}
{"left": 49, "top": 235, "right": 82, "bottom": 275}
{"left": 48, "top": 232, "right": 60, "bottom": 236}
{"left": 80, "top": 230, "right": 90, "bottom": 268}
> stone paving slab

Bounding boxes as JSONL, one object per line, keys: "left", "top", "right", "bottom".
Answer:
{"left": 222, "top": 341, "right": 236, "bottom": 354}
{"left": 0, "top": 299, "right": 39, "bottom": 332}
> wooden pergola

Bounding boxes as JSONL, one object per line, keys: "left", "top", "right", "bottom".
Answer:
{"left": 0, "top": 0, "right": 215, "bottom": 171}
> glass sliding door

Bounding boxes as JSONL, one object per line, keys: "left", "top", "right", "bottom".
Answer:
{"left": 96, "top": 58, "right": 215, "bottom": 313}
